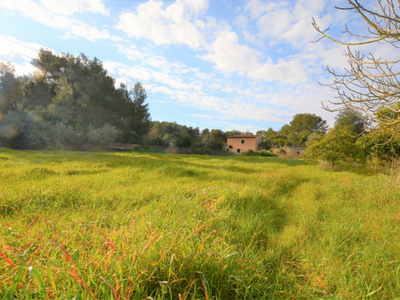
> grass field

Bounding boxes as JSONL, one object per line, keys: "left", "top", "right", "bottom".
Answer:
{"left": 1, "top": 149, "right": 400, "bottom": 299}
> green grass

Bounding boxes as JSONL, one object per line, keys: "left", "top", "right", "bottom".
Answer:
{"left": 1, "top": 149, "right": 400, "bottom": 299}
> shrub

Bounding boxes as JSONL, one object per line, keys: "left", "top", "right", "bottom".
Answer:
{"left": 87, "top": 124, "right": 119, "bottom": 149}
{"left": 243, "top": 149, "right": 257, "bottom": 156}
{"left": 305, "top": 127, "right": 365, "bottom": 171}
{"left": 259, "top": 151, "right": 277, "bottom": 157}
{"left": 242, "top": 150, "right": 277, "bottom": 157}
{"left": 204, "top": 148, "right": 212, "bottom": 155}
{"left": 357, "top": 131, "right": 400, "bottom": 164}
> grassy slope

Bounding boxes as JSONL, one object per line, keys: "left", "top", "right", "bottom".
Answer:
{"left": 0, "top": 149, "right": 399, "bottom": 299}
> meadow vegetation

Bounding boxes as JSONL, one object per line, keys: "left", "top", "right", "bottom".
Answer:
{"left": 1, "top": 149, "right": 400, "bottom": 299}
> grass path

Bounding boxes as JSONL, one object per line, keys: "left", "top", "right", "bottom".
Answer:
{"left": 0, "top": 149, "right": 399, "bottom": 299}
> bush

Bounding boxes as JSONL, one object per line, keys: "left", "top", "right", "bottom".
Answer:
{"left": 243, "top": 149, "right": 257, "bottom": 156}
{"left": 305, "top": 127, "right": 364, "bottom": 171}
{"left": 87, "top": 124, "right": 119, "bottom": 149}
{"left": 242, "top": 150, "right": 277, "bottom": 157}
{"left": 357, "top": 131, "right": 400, "bottom": 164}
{"left": 204, "top": 148, "right": 212, "bottom": 155}
{"left": 259, "top": 151, "right": 277, "bottom": 157}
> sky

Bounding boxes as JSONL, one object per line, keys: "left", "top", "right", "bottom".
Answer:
{"left": 0, "top": 0, "right": 379, "bottom": 132}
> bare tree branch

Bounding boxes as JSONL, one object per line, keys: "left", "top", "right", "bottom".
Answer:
{"left": 313, "top": 0, "right": 400, "bottom": 142}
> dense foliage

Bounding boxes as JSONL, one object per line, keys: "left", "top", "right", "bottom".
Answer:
{"left": 0, "top": 49, "right": 151, "bottom": 149}
{"left": 334, "top": 108, "right": 366, "bottom": 135}
{"left": 256, "top": 113, "right": 328, "bottom": 148}
{"left": 146, "top": 122, "right": 252, "bottom": 153}
{"left": 304, "top": 109, "right": 400, "bottom": 169}
{"left": 305, "top": 127, "right": 364, "bottom": 171}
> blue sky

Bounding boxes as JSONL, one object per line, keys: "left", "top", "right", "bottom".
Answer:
{"left": 0, "top": 0, "right": 378, "bottom": 132}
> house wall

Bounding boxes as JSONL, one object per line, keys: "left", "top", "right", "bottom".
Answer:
{"left": 271, "top": 146, "right": 306, "bottom": 158}
{"left": 227, "top": 136, "right": 261, "bottom": 154}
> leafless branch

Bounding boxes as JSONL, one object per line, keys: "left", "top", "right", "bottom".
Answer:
{"left": 313, "top": 0, "right": 400, "bottom": 141}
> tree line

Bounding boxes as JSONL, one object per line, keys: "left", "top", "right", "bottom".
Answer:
{"left": 145, "top": 111, "right": 399, "bottom": 169}
{"left": 1, "top": 46, "right": 398, "bottom": 167}
{"left": 146, "top": 122, "right": 249, "bottom": 154}
{"left": 0, "top": 49, "right": 151, "bottom": 150}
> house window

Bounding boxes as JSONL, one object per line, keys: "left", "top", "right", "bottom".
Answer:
{"left": 237, "top": 149, "right": 241, "bottom": 153}
{"left": 241, "top": 139, "right": 245, "bottom": 144}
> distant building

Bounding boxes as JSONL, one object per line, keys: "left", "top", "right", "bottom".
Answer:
{"left": 226, "top": 135, "right": 261, "bottom": 154}
{"left": 279, "top": 146, "right": 306, "bottom": 158}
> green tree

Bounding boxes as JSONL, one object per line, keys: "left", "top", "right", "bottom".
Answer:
{"left": 147, "top": 121, "right": 199, "bottom": 147}
{"left": 278, "top": 114, "right": 327, "bottom": 146}
{"left": 357, "top": 131, "right": 400, "bottom": 166}
{"left": 176, "top": 129, "right": 193, "bottom": 147}
{"left": 87, "top": 124, "right": 118, "bottom": 148}
{"left": 23, "top": 76, "right": 53, "bottom": 111}
{"left": 201, "top": 128, "right": 209, "bottom": 141}
{"left": 279, "top": 124, "right": 292, "bottom": 138}
{"left": 209, "top": 129, "right": 226, "bottom": 141}
{"left": 200, "top": 129, "right": 225, "bottom": 150}
{"left": 48, "top": 75, "right": 75, "bottom": 120}
{"left": 257, "top": 128, "right": 285, "bottom": 147}
{"left": 289, "top": 113, "right": 328, "bottom": 134}
{"left": 31, "top": 48, "right": 66, "bottom": 81}
{"left": 259, "top": 139, "right": 272, "bottom": 150}
{"left": 334, "top": 108, "right": 366, "bottom": 135}
{"left": 305, "top": 127, "right": 363, "bottom": 171}
{"left": 305, "top": 131, "right": 324, "bottom": 147}
{"left": 225, "top": 130, "right": 242, "bottom": 136}
{"left": 0, "top": 50, "right": 152, "bottom": 149}
{"left": 125, "top": 83, "right": 151, "bottom": 142}
{"left": 0, "top": 62, "right": 24, "bottom": 115}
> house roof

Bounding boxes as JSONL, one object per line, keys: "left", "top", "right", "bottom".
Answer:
{"left": 227, "top": 135, "right": 259, "bottom": 138}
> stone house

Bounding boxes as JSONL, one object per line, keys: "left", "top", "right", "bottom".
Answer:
{"left": 226, "top": 135, "right": 261, "bottom": 154}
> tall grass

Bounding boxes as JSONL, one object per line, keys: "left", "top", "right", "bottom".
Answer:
{"left": 1, "top": 149, "right": 399, "bottom": 299}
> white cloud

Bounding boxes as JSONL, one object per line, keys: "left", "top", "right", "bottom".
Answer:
{"left": 152, "top": 70, "right": 200, "bottom": 90}
{"left": 0, "top": 0, "right": 363, "bottom": 130}
{"left": 109, "top": 35, "right": 127, "bottom": 42}
{"left": 201, "top": 30, "right": 309, "bottom": 84}
{"left": 245, "top": 0, "right": 283, "bottom": 20}
{"left": 149, "top": 85, "right": 176, "bottom": 96}
{"left": 104, "top": 61, "right": 152, "bottom": 81}
{"left": 57, "top": 16, "right": 110, "bottom": 41}
{"left": 11, "top": 62, "right": 37, "bottom": 76}
{"left": 219, "top": 121, "right": 265, "bottom": 133}
{"left": 0, "top": 0, "right": 110, "bottom": 41}
{"left": 117, "top": 45, "right": 145, "bottom": 61}
{"left": 193, "top": 71, "right": 215, "bottom": 81}
{"left": 114, "top": 0, "right": 320, "bottom": 85}
{"left": 119, "top": 66, "right": 152, "bottom": 81}
{"left": 146, "top": 56, "right": 170, "bottom": 69}
{"left": 104, "top": 58, "right": 204, "bottom": 92}
{"left": 114, "top": 76, "right": 131, "bottom": 87}
{"left": 0, "top": 35, "right": 45, "bottom": 62}
{"left": 40, "top": 0, "right": 109, "bottom": 16}
{"left": 201, "top": 31, "right": 260, "bottom": 73}
{"left": 244, "top": 0, "right": 343, "bottom": 51}
{"left": 233, "top": 15, "right": 247, "bottom": 29}
{"left": 255, "top": 58, "right": 309, "bottom": 84}
{"left": 242, "top": 30, "right": 263, "bottom": 47}
{"left": 116, "top": 0, "right": 208, "bottom": 50}
{"left": 257, "top": 8, "right": 291, "bottom": 38}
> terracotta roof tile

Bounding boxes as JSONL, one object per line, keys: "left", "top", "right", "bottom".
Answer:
{"left": 227, "top": 135, "right": 258, "bottom": 138}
